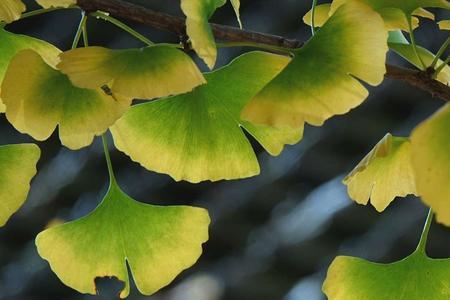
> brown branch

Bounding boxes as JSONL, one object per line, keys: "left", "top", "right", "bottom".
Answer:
{"left": 76, "top": 0, "right": 450, "bottom": 102}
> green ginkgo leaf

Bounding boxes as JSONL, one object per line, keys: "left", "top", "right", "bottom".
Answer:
{"left": 181, "top": 0, "right": 241, "bottom": 69}
{"left": 111, "top": 51, "right": 303, "bottom": 183}
{"left": 323, "top": 251, "right": 450, "bottom": 299}
{"left": 242, "top": 2, "right": 388, "bottom": 128}
{"left": 36, "top": 180, "right": 210, "bottom": 298}
{"left": 330, "top": 0, "right": 449, "bottom": 31}
{"left": 388, "top": 32, "right": 450, "bottom": 85}
{"left": 0, "top": 143, "right": 40, "bottom": 227}
{"left": 303, "top": 3, "right": 332, "bottom": 27}
{"left": 0, "top": 0, "right": 25, "bottom": 23}
{"left": 343, "top": 133, "right": 417, "bottom": 212}
{"left": 438, "top": 20, "right": 450, "bottom": 30}
{"left": 57, "top": 45, "right": 206, "bottom": 100}
{"left": 411, "top": 104, "right": 450, "bottom": 226}
{"left": 36, "top": 0, "right": 75, "bottom": 8}
{"left": 0, "top": 28, "right": 60, "bottom": 112}
{"left": 1, "top": 49, "right": 131, "bottom": 150}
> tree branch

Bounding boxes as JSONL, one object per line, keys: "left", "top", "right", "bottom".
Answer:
{"left": 76, "top": 0, "right": 450, "bottom": 102}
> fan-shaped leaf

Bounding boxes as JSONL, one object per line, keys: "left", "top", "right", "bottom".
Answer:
{"left": 323, "top": 251, "right": 450, "bottom": 300}
{"left": 0, "top": 28, "right": 60, "bottom": 112}
{"left": 411, "top": 104, "right": 450, "bottom": 226}
{"left": 343, "top": 133, "right": 417, "bottom": 212}
{"left": 57, "top": 45, "right": 206, "bottom": 99}
{"left": 1, "top": 49, "right": 131, "bottom": 150}
{"left": 0, "top": 143, "right": 40, "bottom": 227}
{"left": 438, "top": 20, "right": 450, "bottom": 29}
{"left": 36, "top": 181, "right": 210, "bottom": 298}
{"left": 330, "top": 0, "right": 449, "bottom": 31}
{"left": 242, "top": 2, "right": 388, "bottom": 128}
{"left": 111, "top": 51, "right": 303, "bottom": 183}
{"left": 0, "top": 0, "right": 25, "bottom": 23}
{"left": 36, "top": 0, "right": 75, "bottom": 8}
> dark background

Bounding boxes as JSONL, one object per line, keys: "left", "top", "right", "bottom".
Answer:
{"left": 0, "top": 1, "right": 449, "bottom": 299}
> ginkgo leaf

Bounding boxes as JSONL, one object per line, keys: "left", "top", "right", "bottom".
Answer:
{"left": 303, "top": 3, "right": 332, "bottom": 27}
{"left": 412, "top": 7, "right": 435, "bottom": 20}
{"left": 411, "top": 104, "right": 450, "bottom": 226}
{"left": 242, "top": 2, "right": 388, "bottom": 128}
{"left": 438, "top": 20, "right": 450, "bottom": 30}
{"left": 57, "top": 45, "right": 206, "bottom": 100}
{"left": 181, "top": 0, "right": 226, "bottom": 69}
{"left": 36, "top": 0, "right": 75, "bottom": 8}
{"left": 330, "top": 0, "right": 450, "bottom": 31}
{"left": 0, "top": 28, "right": 60, "bottom": 112}
{"left": 343, "top": 133, "right": 417, "bottom": 212}
{"left": 0, "top": 0, "right": 25, "bottom": 23}
{"left": 0, "top": 143, "right": 40, "bottom": 227}
{"left": 323, "top": 251, "right": 450, "bottom": 299}
{"left": 36, "top": 180, "right": 210, "bottom": 298}
{"left": 1, "top": 49, "right": 131, "bottom": 150}
{"left": 388, "top": 34, "right": 450, "bottom": 84}
{"left": 111, "top": 51, "right": 303, "bottom": 183}
{"left": 230, "top": 0, "right": 242, "bottom": 28}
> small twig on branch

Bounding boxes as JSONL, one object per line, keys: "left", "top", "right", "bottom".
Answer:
{"left": 76, "top": 0, "right": 450, "bottom": 102}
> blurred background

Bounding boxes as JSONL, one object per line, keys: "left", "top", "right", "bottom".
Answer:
{"left": 0, "top": 0, "right": 449, "bottom": 299}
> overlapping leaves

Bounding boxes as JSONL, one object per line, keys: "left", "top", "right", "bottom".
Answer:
{"left": 242, "top": 1, "right": 388, "bottom": 128}
{"left": 58, "top": 45, "right": 206, "bottom": 99}
{"left": 111, "top": 51, "right": 302, "bottom": 183}
{"left": 0, "top": 144, "right": 40, "bottom": 227}
{"left": 2, "top": 49, "right": 131, "bottom": 150}
{"left": 36, "top": 179, "right": 210, "bottom": 298}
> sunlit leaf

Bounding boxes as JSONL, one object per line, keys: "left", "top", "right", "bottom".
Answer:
{"left": 36, "top": 180, "right": 210, "bottom": 298}
{"left": 57, "top": 45, "right": 206, "bottom": 99}
{"left": 0, "top": 28, "right": 60, "bottom": 112}
{"left": 343, "top": 133, "right": 417, "bottom": 212}
{"left": 1, "top": 49, "right": 131, "bottom": 150}
{"left": 181, "top": 0, "right": 226, "bottom": 69}
{"left": 111, "top": 51, "right": 303, "bottom": 183}
{"left": 0, "top": 143, "right": 40, "bottom": 227}
{"left": 303, "top": 3, "right": 332, "bottom": 27}
{"left": 412, "top": 7, "right": 435, "bottom": 20}
{"left": 438, "top": 20, "right": 450, "bottom": 30}
{"left": 36, "top": 0, "right": 75, "bottom": 8}
{"left": 323, "top": 251, "right": 450, "bottom": 300}
{"left": 0, "top": 0, "right": 25, "bottom": 23}
{"left": 242, "top": 2, "right": 388, "bottom": 128}
{"left": 411, "top": 104, "right": 450, "bottom": 226}
{"left": 331, "top": 0, "right": 449, "bottom": 31}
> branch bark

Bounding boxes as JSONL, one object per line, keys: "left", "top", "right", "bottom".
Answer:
{"left": 76, "top": 0, "right": 450, "bottom": 102}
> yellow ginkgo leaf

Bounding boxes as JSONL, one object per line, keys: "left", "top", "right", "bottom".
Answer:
{"left": 412, "top": 7, "right": 435, "bottom": 20}
{"left": 411, "top": 104, "right": 450, "bottom": 226}
{"left": 0, "top": 143, "right": 40, "bottom": 227}
{"left": 36, "top": 0, "right": 75, "bottom": 8}
{"left": 1, "top": 49, "right": 131, "bottom": 150}
{"left": 0, "top": 0, "right": 25, "bottom": 23}
{"left": 302, "top": 3, "right": 332, "bottom": 27}
{"left": 230, "top": 0, "right": 242, "bottom": 28}
{"left": 438, "top": 20, "right": 450, "bottom": 30}
{"left": 242, "top": 1, "right": 388, "bottom": 128}
{"left": 57, "top": 45, "right": 206, "bottom": 100}
{"left": 343, "top": 133, "right": 417, "bottom": 212}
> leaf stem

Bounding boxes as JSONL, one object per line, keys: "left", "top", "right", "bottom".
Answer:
{"left": 310, "top": 0, "right": 318, "bottom": 36}
{"left": 434, "top": 55, "right": 450, "bottom": 78}
{"left": 430, "top": 37, "right": 450, "bottom": 69}
{"left": 102, "top": 134, "right": 117, "bottom": 185}
{"left": 72, "top": 11, "right": 87, "bottom": 50}
{"left": 416, "top": 208, "right": 434, "bottom": 255}
{"left": 408, "top": 18, "right": 426, "bottom": 69}
{"left": 20, "top": 7, "right": 70, "bottom": 20}
{"left": 90, "top": 11, "right": 153, "bottom": 46}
